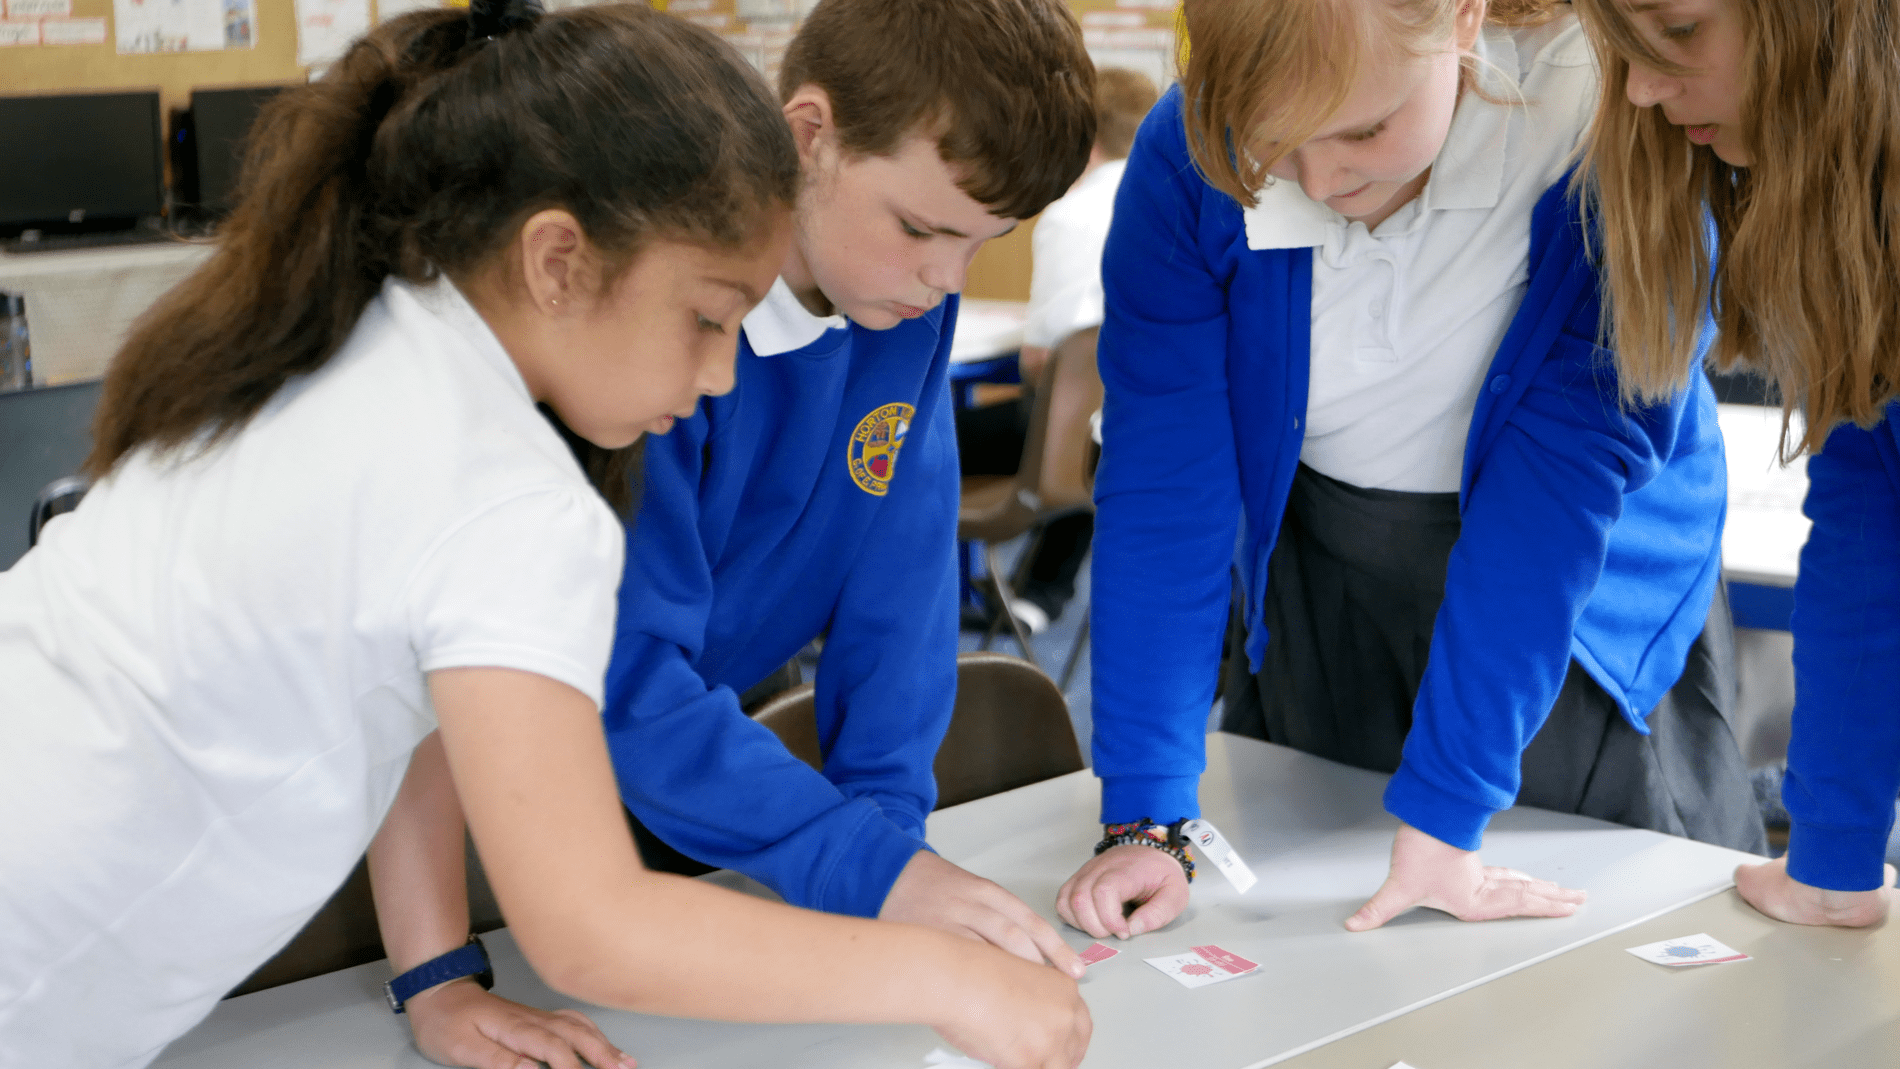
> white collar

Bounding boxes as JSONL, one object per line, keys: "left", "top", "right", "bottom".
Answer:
{"left": 398, "top": 274, "right": 532, "bottom": 402}
{"left": 1243, "top": 25, "right": 1517, "bottom": 251}
{"left": 742, "top": 276, "right": 850, "bottom": 357}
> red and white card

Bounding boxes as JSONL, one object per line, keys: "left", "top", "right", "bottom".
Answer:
{"left": 1625, "top": 933, "right": 1750, "bottom": 967}
{"left": 1077, "top": 942, "right": 1120, "bottom": 967}
{"left": 1144, "top": 944, "right": 1261, "bottom": 988}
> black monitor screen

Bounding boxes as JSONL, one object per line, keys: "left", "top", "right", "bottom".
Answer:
{"left": 190, "top": 85, "right": 285, "bottom": 215}
{"left": 0, "top": 91, "right": 163, "bottom": 233}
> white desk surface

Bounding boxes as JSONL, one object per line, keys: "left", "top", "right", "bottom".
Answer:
{"left": 1718, "top": 402, "right": 1810, "bottom": 589}
{"left": 950, "top": 299, "right": 1028, "bottom": 364}
{"left": 155, "top": 736, "right": 1763, "bottom": 1069}
{"left": 0, "top": 241, "right": 214, "bottom": 386}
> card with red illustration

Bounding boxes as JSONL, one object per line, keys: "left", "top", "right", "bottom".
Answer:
{"left": 1144, "top": 944, "right": 1261, "bottom": 989}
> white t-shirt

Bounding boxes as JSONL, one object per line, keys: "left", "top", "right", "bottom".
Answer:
{"left": 1024, "top": 157, "right": 1126, "bottom": 350}
{"left": 1242, "top": 18, "right": 1598, "bottom": 492}
{"left": 0, "top": 277, "right": 623, "bottom": 1069}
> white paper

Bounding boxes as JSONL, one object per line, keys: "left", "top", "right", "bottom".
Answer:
{"left": 41, "top": 14, "right": 104, "bottom": 43}
{"left": 115, "top": 0, "right": 239, "bottom": 52}
{"left": 7, "top": 0, "right": 72, "bottom": 18}
{"left": 1625, "top": 933, "right": 1750, "bottom": 967}
{"left": 295, "top": 0, "right": 369, "bottom": 66}
{"left": 1182, "top": 818, "right": 1258, "bottom": 893}
{"left": 0, "top": 18, "right": 39, "bottom": 44}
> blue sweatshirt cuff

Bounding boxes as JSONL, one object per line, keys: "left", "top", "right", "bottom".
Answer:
{"left": 1785, "top": 817, "right": 1897, "bottom": 893}
{"left": 1383, "top": 766, "right": 1497, "bottom": 853}
{"left": 1099, "top": 774, "right": 1200, "bottom": 826}
{"left": 813, "top": 807, "right": 930, "bottom": 918}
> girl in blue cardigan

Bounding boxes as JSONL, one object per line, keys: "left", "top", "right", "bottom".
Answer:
{"left": 1056, "top": 0, "right": 1763, "bottom": 942}
{"left": 1575, "top": 0, "right": 1900, "bottom": 926}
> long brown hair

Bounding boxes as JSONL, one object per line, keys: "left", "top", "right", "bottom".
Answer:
{"left": 1179, "top": 0, "right": 1567, "bottom": 209}
{"left": 88, "top": 2, "right": 799, "bottom": 513}
{"left": 1576, "top": 0, "right": 1900, "bottom": 455}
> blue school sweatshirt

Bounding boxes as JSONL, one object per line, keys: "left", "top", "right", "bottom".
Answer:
{"left": 1783, "top": 405, "right": 1900, "bottom": 891}
{"left": 1089, "top": 87, "right": 1726, "bottom": 851}
{"left": 599, "top": 292, "right": 960, "bottom": 918}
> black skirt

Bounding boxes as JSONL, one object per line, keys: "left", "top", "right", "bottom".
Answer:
{"left": 1221, "top": 463, "right": 1767, "bottom": 854}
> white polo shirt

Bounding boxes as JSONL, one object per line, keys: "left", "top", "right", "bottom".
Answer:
{"left": 1243, "top": 17, "right": 1598, "bottom": 492}
{"left": 1025, "top": 157, "right": 1126, "bottom": 350}
{"left": 0, "top": 277, "right": 623, "bottom": 1068}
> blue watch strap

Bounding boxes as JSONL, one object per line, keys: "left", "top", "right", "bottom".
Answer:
{"left": 384, "top": 936, "right": 493, "bottom": 1014}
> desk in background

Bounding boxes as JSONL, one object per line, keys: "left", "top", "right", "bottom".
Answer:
{"left": 949, "top": 298, "right": 1028, "bottom": 410}
{"left": 1718, "top": 402, "right": 1809, "bottom": 631}
{"left": 0, "top": 241, "right": 214, "bottom": 387}
{"left": 152, "top": 734, "right": 1811, "bottom": 1069}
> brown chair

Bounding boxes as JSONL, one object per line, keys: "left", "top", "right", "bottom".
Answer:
{"left": 227, "top": 841, "right": 506, "bottom": 997}
{"left": 958, "top": 328, "right": 1104, "bottom": 669}
{"left": 748, "top": 651, "right": 1084, "bottom": 809}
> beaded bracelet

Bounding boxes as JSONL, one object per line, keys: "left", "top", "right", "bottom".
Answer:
{"left": 1094, "top": 817, "right": 1195, "bottom": 883}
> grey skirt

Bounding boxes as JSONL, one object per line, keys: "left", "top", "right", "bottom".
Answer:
{"left": 1221, "top": 463, "right": 1766, "bottom": 854}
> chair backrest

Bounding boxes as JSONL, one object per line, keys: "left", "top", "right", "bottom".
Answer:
{"left": 30, "top": 475, "right": 89, "bottom": 549}
{"left": 0, "top": 380, "right": 101, "bottom": 569}
{"left": 747, "top": 652, "right": 1084, "bottom": 810}
{"left": 1033, "top": 327, "right": 1103, "bottom": 516}
{"left": 227, "top": 843, "right": 506, "bottom": 997}
{"left": 935, "top": 651, "right": 1085, "bottom": 808}
{"left": 749, "top": 681, "right": 822, "bottom": 771}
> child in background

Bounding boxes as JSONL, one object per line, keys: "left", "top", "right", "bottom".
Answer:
{"left": 0, "top": 6, "right": 1089, "bottom": 1069}
{"left": 1056, "top": 0, "right": 1763, "bottom": 943}
{"left": 1574, "top": 0, "right": 1900, "bottom": 926}
{"left": 369, "top": 2, "right": 1099, "bottom": 1066}
{"left": 956, "top": 67, "right": 1161, "bottom": 635}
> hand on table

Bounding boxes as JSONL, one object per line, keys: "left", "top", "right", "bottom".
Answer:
{"left": 1734, "top": 856, "right": 1895, "bottom": 927}
{"left": 882, "top": 849, "right": 1086, "bottom": 978}
{"left": 403, "top": 978, "right": 635, "bottom": 1069}
{"left": 933, "top": 944, "right": 1092, "bottom": 1069}
{"left": 1344, "top": 822, "right": 1587, "bottom": 932}
{"left": 1054, "top": 843, "right": 1190, "bottom": 940}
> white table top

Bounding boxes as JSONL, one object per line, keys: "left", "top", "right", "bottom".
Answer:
{"left": 1718, "top": 402, "right": 1810, "bottom": 589}
{"left": 154, "top": 735, "right": 1757, "bottom": 1069}
{"left": 950, "top": 299, "right": 1028, "bottom": 365}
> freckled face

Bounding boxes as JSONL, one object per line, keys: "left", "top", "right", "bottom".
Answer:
{"left": 1618, "top": 0, "right": 1751, "bottom": 166}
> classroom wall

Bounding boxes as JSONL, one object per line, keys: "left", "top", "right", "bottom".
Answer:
{"left": 0, "top": 0, "right": 1170, "bottom": 301}
{"left": 0, "top": 0, "right": 306, "bottom": 119}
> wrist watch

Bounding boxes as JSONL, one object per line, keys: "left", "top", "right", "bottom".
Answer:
{"left": 384, "top": 935, "right": 495, "bottom": 1014}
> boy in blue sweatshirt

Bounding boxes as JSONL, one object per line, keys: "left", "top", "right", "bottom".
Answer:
{"left": 370, "top": 3, "right": 1099, "bottom": 1066}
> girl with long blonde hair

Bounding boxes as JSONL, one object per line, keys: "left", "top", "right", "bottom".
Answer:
{"left": 1575, "top": 0, "right": 1900, "bottom": 926}
{"left": 1055, "top": 0, "right": 1765, "bottom": 942}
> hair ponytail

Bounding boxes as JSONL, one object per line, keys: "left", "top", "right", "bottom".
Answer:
{"left": 88, "top": 3, "right": 798, "bottom": 514}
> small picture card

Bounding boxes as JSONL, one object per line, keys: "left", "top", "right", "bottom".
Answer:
{"left": 40, "top": 16, "right": 105, "bottom": 44}
{"left": 1625, "top": 933, "right": 1750, "bottom": 967}
{"left": 1078, "top": 942, "right": 1120, "bottom": 967}
{"left": 1180, "top": 818, "right": 1258, "bottom": 893}
{"left": 1145, "top": 943, "right": 1262, "bottom": 988}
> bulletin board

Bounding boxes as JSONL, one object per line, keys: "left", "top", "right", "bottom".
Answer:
{"left": 0, "top": 0, "right": 306, "bottom": 117}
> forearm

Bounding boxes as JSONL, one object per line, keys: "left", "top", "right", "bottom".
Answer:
{"left": 368, "top": 730, "right": 475, "bottom": 973}
{"left": 436, "top": 667, "right": 981, "bottom": 1028}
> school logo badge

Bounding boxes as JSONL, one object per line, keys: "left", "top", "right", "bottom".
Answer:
{"left": 847, "top": 402, "right": 914, "bottom": 496}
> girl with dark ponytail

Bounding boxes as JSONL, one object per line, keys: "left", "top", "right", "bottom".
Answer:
{"left": 0, "top": 5, "right": 1090, "bottom": 1068}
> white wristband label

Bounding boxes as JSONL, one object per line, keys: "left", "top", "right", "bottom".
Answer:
{"left": 1180, "top": 819, "right": 1257, "bottom": 893}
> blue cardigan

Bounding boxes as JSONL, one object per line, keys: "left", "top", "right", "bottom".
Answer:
{"left": 600, "top": 298, "right": 960, "bottom": 918}
{"left": 1090, "top": 88, "right": 1726, "bottom": 851}
{"left": 1784, "top": 405, "right": 1900, "bottom": 891}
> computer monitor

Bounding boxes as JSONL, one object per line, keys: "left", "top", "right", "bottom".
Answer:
{"left": 176, "top": 85, "right": 288, "bottom": 221}
{"left": 0, "top": 91, "right": 164, "bottom": 238}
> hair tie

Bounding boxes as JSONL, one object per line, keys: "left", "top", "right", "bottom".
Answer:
{"left": 467, "top": 0, "right": 542, "bottom": 41}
